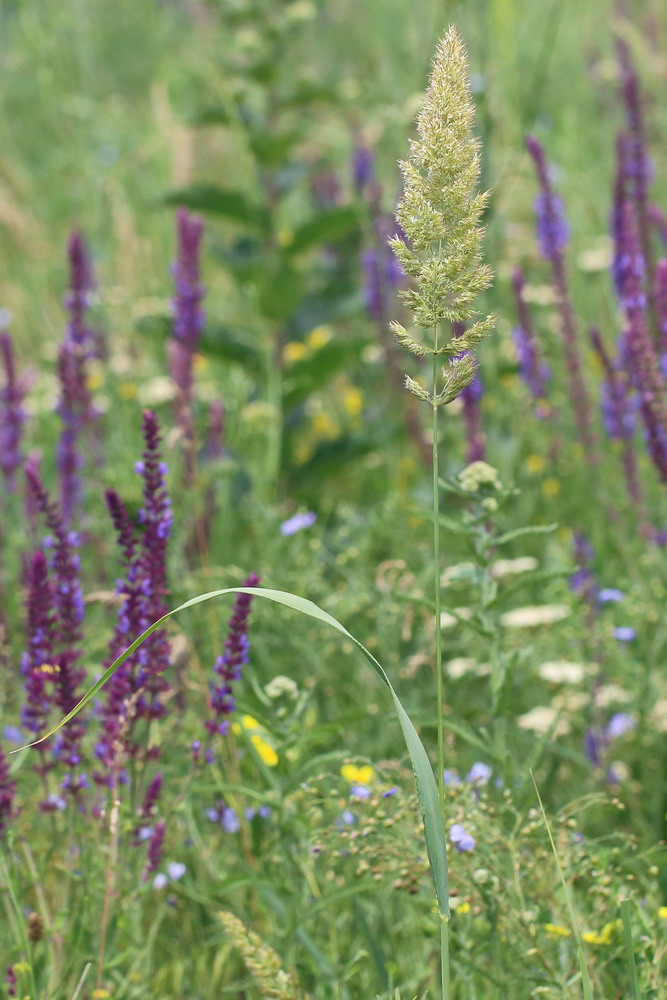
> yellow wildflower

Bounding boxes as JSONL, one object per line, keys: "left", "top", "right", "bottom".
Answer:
{"left": 340, "top": 764, "right": 374, "bottom": 785}
{"left": 119, "top": 381, "right": 138, "bottom": 400}
{"left": 250, "top": 734, "right": 278, "bottom": 767}
{"left": 525, "top": 453, "right": 545, "bottom": 474}
{"left": 92, "top": 991, "right": 111, "bottom": 1000}
{"left": 277, "top": 228, "right": 294, "bottom": 247}
{"left": 582, "top": 920, "right": 620, "bottom": 946}
{"left": 283, "top": 341, "right": 309, "bottom": 365}
{"left": 311, "top": 413, "right": 337, "bottom": 439}
{"left": 456, "top": 901, "right": 471, "bottom": 914}
{"left": 37, "top": 663, "right": 60, "bottom": 676}
{"left": 86, "top": 371, "right": 103, "bottom": 390}
{"left": 658, "top": 906, "right": 667, "bottom": 920}
{"left": 542, "top": 477, "right": 560, "bottom": 497}
{"left": 342, "top": 386, "right": 364, "bottom": 417}
{"left": 545, "top": 923, "right": 571, "bottom": 938}
{"left": 306, "top": 326, "right": 332, "bottom": 350}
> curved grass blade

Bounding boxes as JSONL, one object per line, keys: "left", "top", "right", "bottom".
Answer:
{"left": 12, "top": 586, "right": 449, "bottom": 916}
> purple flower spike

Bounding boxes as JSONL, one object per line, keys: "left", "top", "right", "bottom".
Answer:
{"left": 512, "top": 269, "right": 551, "bottom": 414}
{"left": 450, "top": 823, "right": 475, "bottom": 852}
{"left": 143, "top": 819, "right": 166, "bottom": 879}
{"left": 351, "top": 144, "right": 375, "bottom": 193}
{"left": 525, "top": 134, "right": 595, "bottom": 460}
{"left": 135, "top": 412, "right": 173, "bottom": 720}
{"left": 206, "top": 573, "right": 260, "bottom": 735}
{"left": 64, "top": 232, "right": 95, "bottom": 351}
{"left": 170, "top": 208, "right": 205, "bottom": 483}
{"left": 280, "top": 511, "right": 316, "bottom": 536}
{"left": 615, "top": 203, "right": 667, "bottom": 482}
{"left": 26, "top": 469, "right": 86, "bottom": 789}
{"left": 0, "top": 332, "right": 27, "bottom": 492}
{"left": 21, "top": 552, "right": 57, "bottom": 750}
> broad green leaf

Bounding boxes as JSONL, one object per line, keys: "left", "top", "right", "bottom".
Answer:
{"left": 164, "top": 185, "right": 268, "bottom": 230}
{"left": 14, "top": 587, "right": 449, "bottom": 916}
{"left": 285, "top": 206, "right": 361, "bottom": 255}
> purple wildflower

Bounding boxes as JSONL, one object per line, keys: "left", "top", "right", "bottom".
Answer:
{"left": 450, "top": 823, "right": 475, "bottom": 852}
{"left": 598, "top": 588, "right": 624, "bottom": 604}
{"left": 26, "top": 469, "right": 86, "bottom": 787}
{"left": 0, "top": 332, "right": 27, "bottom": 491}
{"left": 206, "top": 573, "right": 260, "bottom": 735}
{"left": 143, "top": 819, "right": 166, "bottom": 879}
{"left": 443, "top": 770, "right": 462, "bottom": 787}
{"left": 134, "top": 412, "right": 173, "bottom": 721}
{"left": 655, "top": 259, "right": 667, "bottom": 371}
{"left": 169, "top": 208, "right": 205, "bottom": 483}
{"left": 64, "top": 232, "right": 95, "bottom": 351}
{"left": 617, "top": 40, "right": 655, "bottom": 325}
{"left": 5, "top": 965, "right": 16, "bottom": 998}
{"left": 351, "top": 144, "right": 375, "bottom": 194}
{"left": 465, "top": 762, "right": 491, "bottom": 785}
{"left": 616, "top": 202, "right": 667, "bottom": 482}
{"left": 202, "top": 400, "right": 225, "bottom": 461}
{"left": 613, "top": 626, "right": 636, "bottom": 642}
{"left": 650, "top": 204, "right": 667, "bottom": 250}
{"left": 280, "top": 511, "right": 316, "bottom": 536}
{"left": 512, "top": 268, "right": 551, "bottom": 414}
{"left": 350, "top": 784, "right": 371, "bottom": 800}
{"left": 570, "top": 533, "right": 597, "bottom": 607}
{"left": 606, "top": 712, "right": 636, "bottom": 740}
{"left": 207, "top": 803, "right": 240, "bottom": 832}
{"left": 525, "top": 134, "right": 595, "bottom": 460}
{"left": 454, "top": 322, "right": 485, "bottom": 462}
{"left": 0, "top": 744, "right": 17, "bottom": 839}
{"left": 20, "top": 552, "right": 58, "bottom": 755}
{"left": 132, "top": 773, "right": 163, "bottom": 844}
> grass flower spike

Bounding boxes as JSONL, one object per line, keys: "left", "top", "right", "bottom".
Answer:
{"left": 389, "top": 27, "right": 494, "bottom": 404}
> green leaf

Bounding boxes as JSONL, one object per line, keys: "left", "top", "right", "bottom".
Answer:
{"left": 285, "top": 206, "right": 360, "bottom": 255}
{"left": 199, "top": 324, "right": 262, "bottom": 372}
{"left": 494, "top": 523, "right": 558, "bottom": 547}
{"left": 190, "top": 106, "right": 232, "bottom": 126}
{"left": 282, "top": 338, "right": 369, "bottom": 411}
{"left": 14, "top": 587, "right": 449, "bottom": 917}
{"left": 164, "top": 185, "right": 268, "bottom": 229}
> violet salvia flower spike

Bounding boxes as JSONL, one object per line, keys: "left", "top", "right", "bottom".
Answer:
{"left": 94, "top": 489, "right": 147, "bottom": 781}
{"left": 170, "top": 207, "right": 205, "bottom": 484}
{"left": 206, "top": 572, "right": 260, "bottom": 735}
{"left": 649, "top": 203, "right": 667, "bottom": 251}
{"left": 0, "top": 743, "right": 17, "bottom": 840}
{"left": 65, "top": 232, "right": 96, "bottom": 352}
{"left": 25, "top": 468, "right": 87, "bottom": 789}
{"left": 20, "top": 552, "right": 58, "bottom": 751}
{"left": 0, "top": 332, "right": 26, "bottom": 492}
{"left": 143, "top": 817, "right": 166, "bottom": 879}
{"left": 655, "top": 258, "right": 667, "bottom": 371}
{"left": 56, "top": 233, "right": 99, "bottom": 523}
{"left": 590, "top": 327, "right": 644, "bottom": 518}
{"left": 453, "top": 322, "right": 485, "bottom": 462}
{"left": 134, "top": 411, "right": 173, "bottom": 721}
{"left": 511, "top": 268, "right": 551, "bottom": 417}
{"left": 616, "top": 202, "right": 667, "bottom": 482}
{"left": 616, "top": 38, "right": 657, "bottom": 339}
{"left": 525, "top": 134, "right": 595, "bottom": 460}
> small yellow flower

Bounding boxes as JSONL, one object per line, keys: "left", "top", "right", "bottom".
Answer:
{"left": 92, "top": 990, "right": 111, "bottom": 1000}
{"left": 582, "top": 920, "right": 620, "bottom": 946}
{"left": 250, "top": 734, "right": 278, "bottom": 767}
{"left": 542, "top": 477, "right": 560, "bottom": 497}
{"left": 342, "top": 386, "right": 364, "bottom": 417}
{"left": 341, "top": 764, "right": 375, "bottom": 785}
{"left": 658, "top": 906, "right": 667, "bottom": 920}
{"left": 545, "top": 923, "right": 571, "bottom": 938}
{"left": 525, "top": 453, "right": 545, "bottom": 474}
{"left": 119, "top": 381, "right": 138, "bottom": 400}
{"left": 312, "top": 413, "right": 338, "bottom": 439}
{"left": 455, "top": 901, "right": 471, "bottom": 914}
{"left": 277, "top": 228, "right": 294, "bottom": 247}
{"left": 12, "top": 963, "right": 30, "bottom": 975}
{"left": 306, "top": 326, "right": 332, "bottom": 350}
{"left": 193, "top": 353, "right": 208, "bottom": 372}
{"left": 86, "top": 371, "right": 103, "bottom": 390}
{"left": 283, "top": 341, "right": 309, "bottom": 365}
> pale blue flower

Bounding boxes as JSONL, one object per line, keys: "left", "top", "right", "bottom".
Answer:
{"left": 280, "top": 512, "right": 316, "bottom": 536}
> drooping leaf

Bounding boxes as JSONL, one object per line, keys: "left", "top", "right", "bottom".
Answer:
{"left": 14, "top": 587, "right": 449, "bottom": 916}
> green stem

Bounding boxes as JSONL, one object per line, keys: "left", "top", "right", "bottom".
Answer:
{"left": 432, "top": 332, "right": 450, "bottom": 999}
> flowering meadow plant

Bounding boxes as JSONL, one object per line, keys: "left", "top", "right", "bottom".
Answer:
{"left": 2, "top": 4, "right": 667, "bottom": 999}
